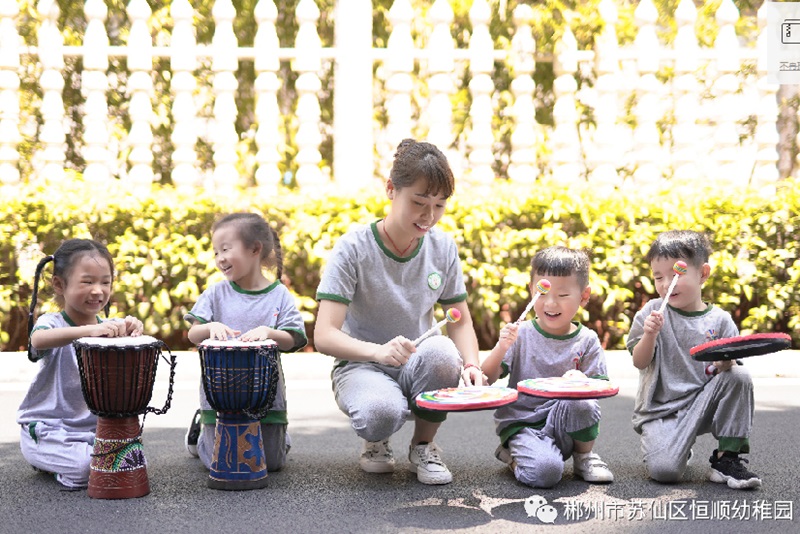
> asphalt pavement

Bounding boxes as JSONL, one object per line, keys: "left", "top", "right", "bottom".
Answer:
{"left": 0, "top": 349, "right": 798, "bottom": 533}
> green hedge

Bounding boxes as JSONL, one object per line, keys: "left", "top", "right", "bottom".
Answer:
{"left": 2, "top": 177, "right": 798, "bottom": 351}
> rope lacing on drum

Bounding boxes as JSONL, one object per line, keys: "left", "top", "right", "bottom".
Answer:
{"left": 242, "top": 345, "right": 280, "bottom": 420}
{"left": 75, "top": 339, "right": 177, "bottom": 458}
{"left": 148, "top": 342, "right": 177, "bottom": 416}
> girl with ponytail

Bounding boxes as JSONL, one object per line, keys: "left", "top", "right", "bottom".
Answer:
{"left": 18, "top": 238, "right": 143, "bottom": 489}
{"left": 183, "top": 213, "right": 307, "bottom": 473}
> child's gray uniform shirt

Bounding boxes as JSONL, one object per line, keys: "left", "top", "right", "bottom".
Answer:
{"left": 494, "top": 320, "right": 607, "bottom": 444}
{"left": 316, "top": 221, "right": 467, "bottom": 365}
{"left": 17, "top": 312, "right": 96, "bottom": 432}
{"left": 185, "top": 280, "right": 307, "bottom": 419}
{"left": 627, "top": 300, "right": 738, "bottom": 433}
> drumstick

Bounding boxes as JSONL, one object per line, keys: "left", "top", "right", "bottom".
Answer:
{"left": 413, "top": 308, "right": 461, "bottom": 346}
{"left": 515, "top": 279, "right": 551, "bottom": 324}
{"left": 658, "top": 261, "right": 688, "bottom": 313}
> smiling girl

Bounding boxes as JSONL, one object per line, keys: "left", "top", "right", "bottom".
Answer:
{"left": 19, "top": 238, "right": 143, "bottom": 490}
{"left": 183, "top": 213, "right": 307, "bottom": 472}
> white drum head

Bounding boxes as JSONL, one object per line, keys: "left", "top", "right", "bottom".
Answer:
{"left": 74, "top": 335, "right": 160, "bottom": 347}
{"left": 199, "top": 338, "right": 278, "bottom": 349}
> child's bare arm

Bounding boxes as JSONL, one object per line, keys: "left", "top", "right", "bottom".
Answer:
{"left": 239, "top": 326, "right": 297, "bottom": 351}
{"left": 482, "top": 322, "right": 518, "bottom": 384}
{"left": 188, "top": 321, "right": 240, "bottom": 344}
{"left": 632, "top": 311, "right": 664, "bottom": 369}
{"left": 31, "top": 322, "right": 128, "bottom": 350}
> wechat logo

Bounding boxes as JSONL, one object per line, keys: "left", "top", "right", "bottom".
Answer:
{"left": 524, "top": 494, "right": 558, "bottom": 524}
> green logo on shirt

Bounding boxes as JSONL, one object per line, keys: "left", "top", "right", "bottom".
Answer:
{"left": 427, "top": 272, "right": 442, "bottom": 290}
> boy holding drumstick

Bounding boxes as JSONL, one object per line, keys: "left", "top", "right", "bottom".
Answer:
{"left": 628, "top": 230, "right": 760, "bottom": 489}
{"left": 482, "top": 246, "right": 614, "bottom": 488}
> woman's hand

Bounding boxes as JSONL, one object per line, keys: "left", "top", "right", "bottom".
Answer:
{"left": 374, "top": 336, "right": 416, "bottom": 366}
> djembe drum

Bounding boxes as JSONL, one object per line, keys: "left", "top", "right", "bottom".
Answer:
{"left": 198, "top": 339, "right": 280, "bottom": 490}
{"left": 690, "top": 333, "right": 792, "bottom": 361}
{"left": 415, "top": 386, "right": 518, "bottom": 412}
{"left": 517, "top": 373, "right": 620, "bottom": 399}
{"left": 73, "top": 336, "right": 176, "bottom": 499}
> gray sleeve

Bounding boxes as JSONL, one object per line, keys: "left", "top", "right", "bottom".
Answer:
{"left": 718, "top": 311, "right": 739, "bottom": 339}
{"left": 500, "top": 340, "right": 518, "bottom": 379}
{"left": 626, "top": 306, "right": 649, "bottom": 354}
{"left": 184, "top": 285, "right": 216, "bottom": 324}
{"left": 28, "top": 314, "right": 62, "bottom": 362}
{"left": 276, "top": 286, "right": 308, "bottom": 351}
{"left": 316, "top": 237, "right": 357, "bottom": 305}
{"left": 437, "top": 237, "right": 467, "bottom": 305}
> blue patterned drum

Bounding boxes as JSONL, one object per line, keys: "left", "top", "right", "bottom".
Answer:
{"left": 199, "top": 339, "right": 280, "bottom": 490}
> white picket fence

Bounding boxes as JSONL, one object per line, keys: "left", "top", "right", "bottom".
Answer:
{"left": 0, "top": 0, "right": 782, "bottom": 194}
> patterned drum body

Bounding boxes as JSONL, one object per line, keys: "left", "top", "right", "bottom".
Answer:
{"left": 199, "top": 339, "right": 280, "bottom": 491}
{"left": 73, "top": 335, "right": 163, "bottom": 500}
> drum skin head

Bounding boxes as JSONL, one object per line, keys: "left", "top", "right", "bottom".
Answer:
{"left": 415, "top": 386, "right": 518, "bottom": 412}
{"left": 517, "top": 377, "right": 619, "bottom": 399}
{"left": 690, "top": 333, "right": 792, "bottom": 362}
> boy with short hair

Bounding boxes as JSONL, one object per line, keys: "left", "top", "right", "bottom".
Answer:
{"left": 482, "top": 246, "right": 614, "bottom": 488}
{"left": 628, "top": 230, "right": 760, "bottom": 489}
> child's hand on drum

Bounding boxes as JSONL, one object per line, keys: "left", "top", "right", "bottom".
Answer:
{"left": 208, "top": 322, "right": 241, "bottom": 341}
{"left": 375, "top": 336, "right": 416, "bottom": 367}
{"left": 643, "top": 310, "right": 664, "bottom": 335}
{"left": 123, "top": 315, "right": 143, "bottom": 337}
{"left": 497, "top": 322, "right": 519, "bottom": 351}
{"left": 240, "top": 326, "right": 273, "bottom": 342}
{"left": 90, "top": 319, "right": 127, "bottom": 338}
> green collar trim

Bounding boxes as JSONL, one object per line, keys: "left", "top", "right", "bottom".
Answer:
{"left": 60, "top": 311, "right": 101, "bottom": 327}
{"left": 370, "top": 220, "right": 424, "bottom": 263}
{"left": 670, "top": 303, "right": 713, "bottom": 317}
{"left": 533, "top": 319, "right": 582, "bottom": 340}
{"left": 230, "top": 280, "right": 280, "bottom": 295}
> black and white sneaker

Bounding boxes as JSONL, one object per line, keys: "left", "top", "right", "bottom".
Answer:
{"left": 708, "top": 449, "right": 761, "bottom": 489}
{"left": 185, "top": 409, "right": 202, "bottom": 458}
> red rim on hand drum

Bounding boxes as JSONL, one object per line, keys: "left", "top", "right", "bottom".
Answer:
{"left": 74, "top": 335, "right": 176, "bottom": 500}
{"left": 415, "top": 386, "right": 518, "bottom": 412}
{"left": 690, "top": 333, "right": 792, "bottom": 362}
{"left": 517, "top": 376, "right": 619, "bottom": 399}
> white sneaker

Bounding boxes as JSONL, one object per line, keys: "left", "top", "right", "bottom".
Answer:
{"left": 359, "top": 440, "right": 395, "bottom": 473}
{"left": 409, "top": 442, "right": 453, "bottom": 485}
{"left": 573, "top": 451, "right": 614, "bottom": 483}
